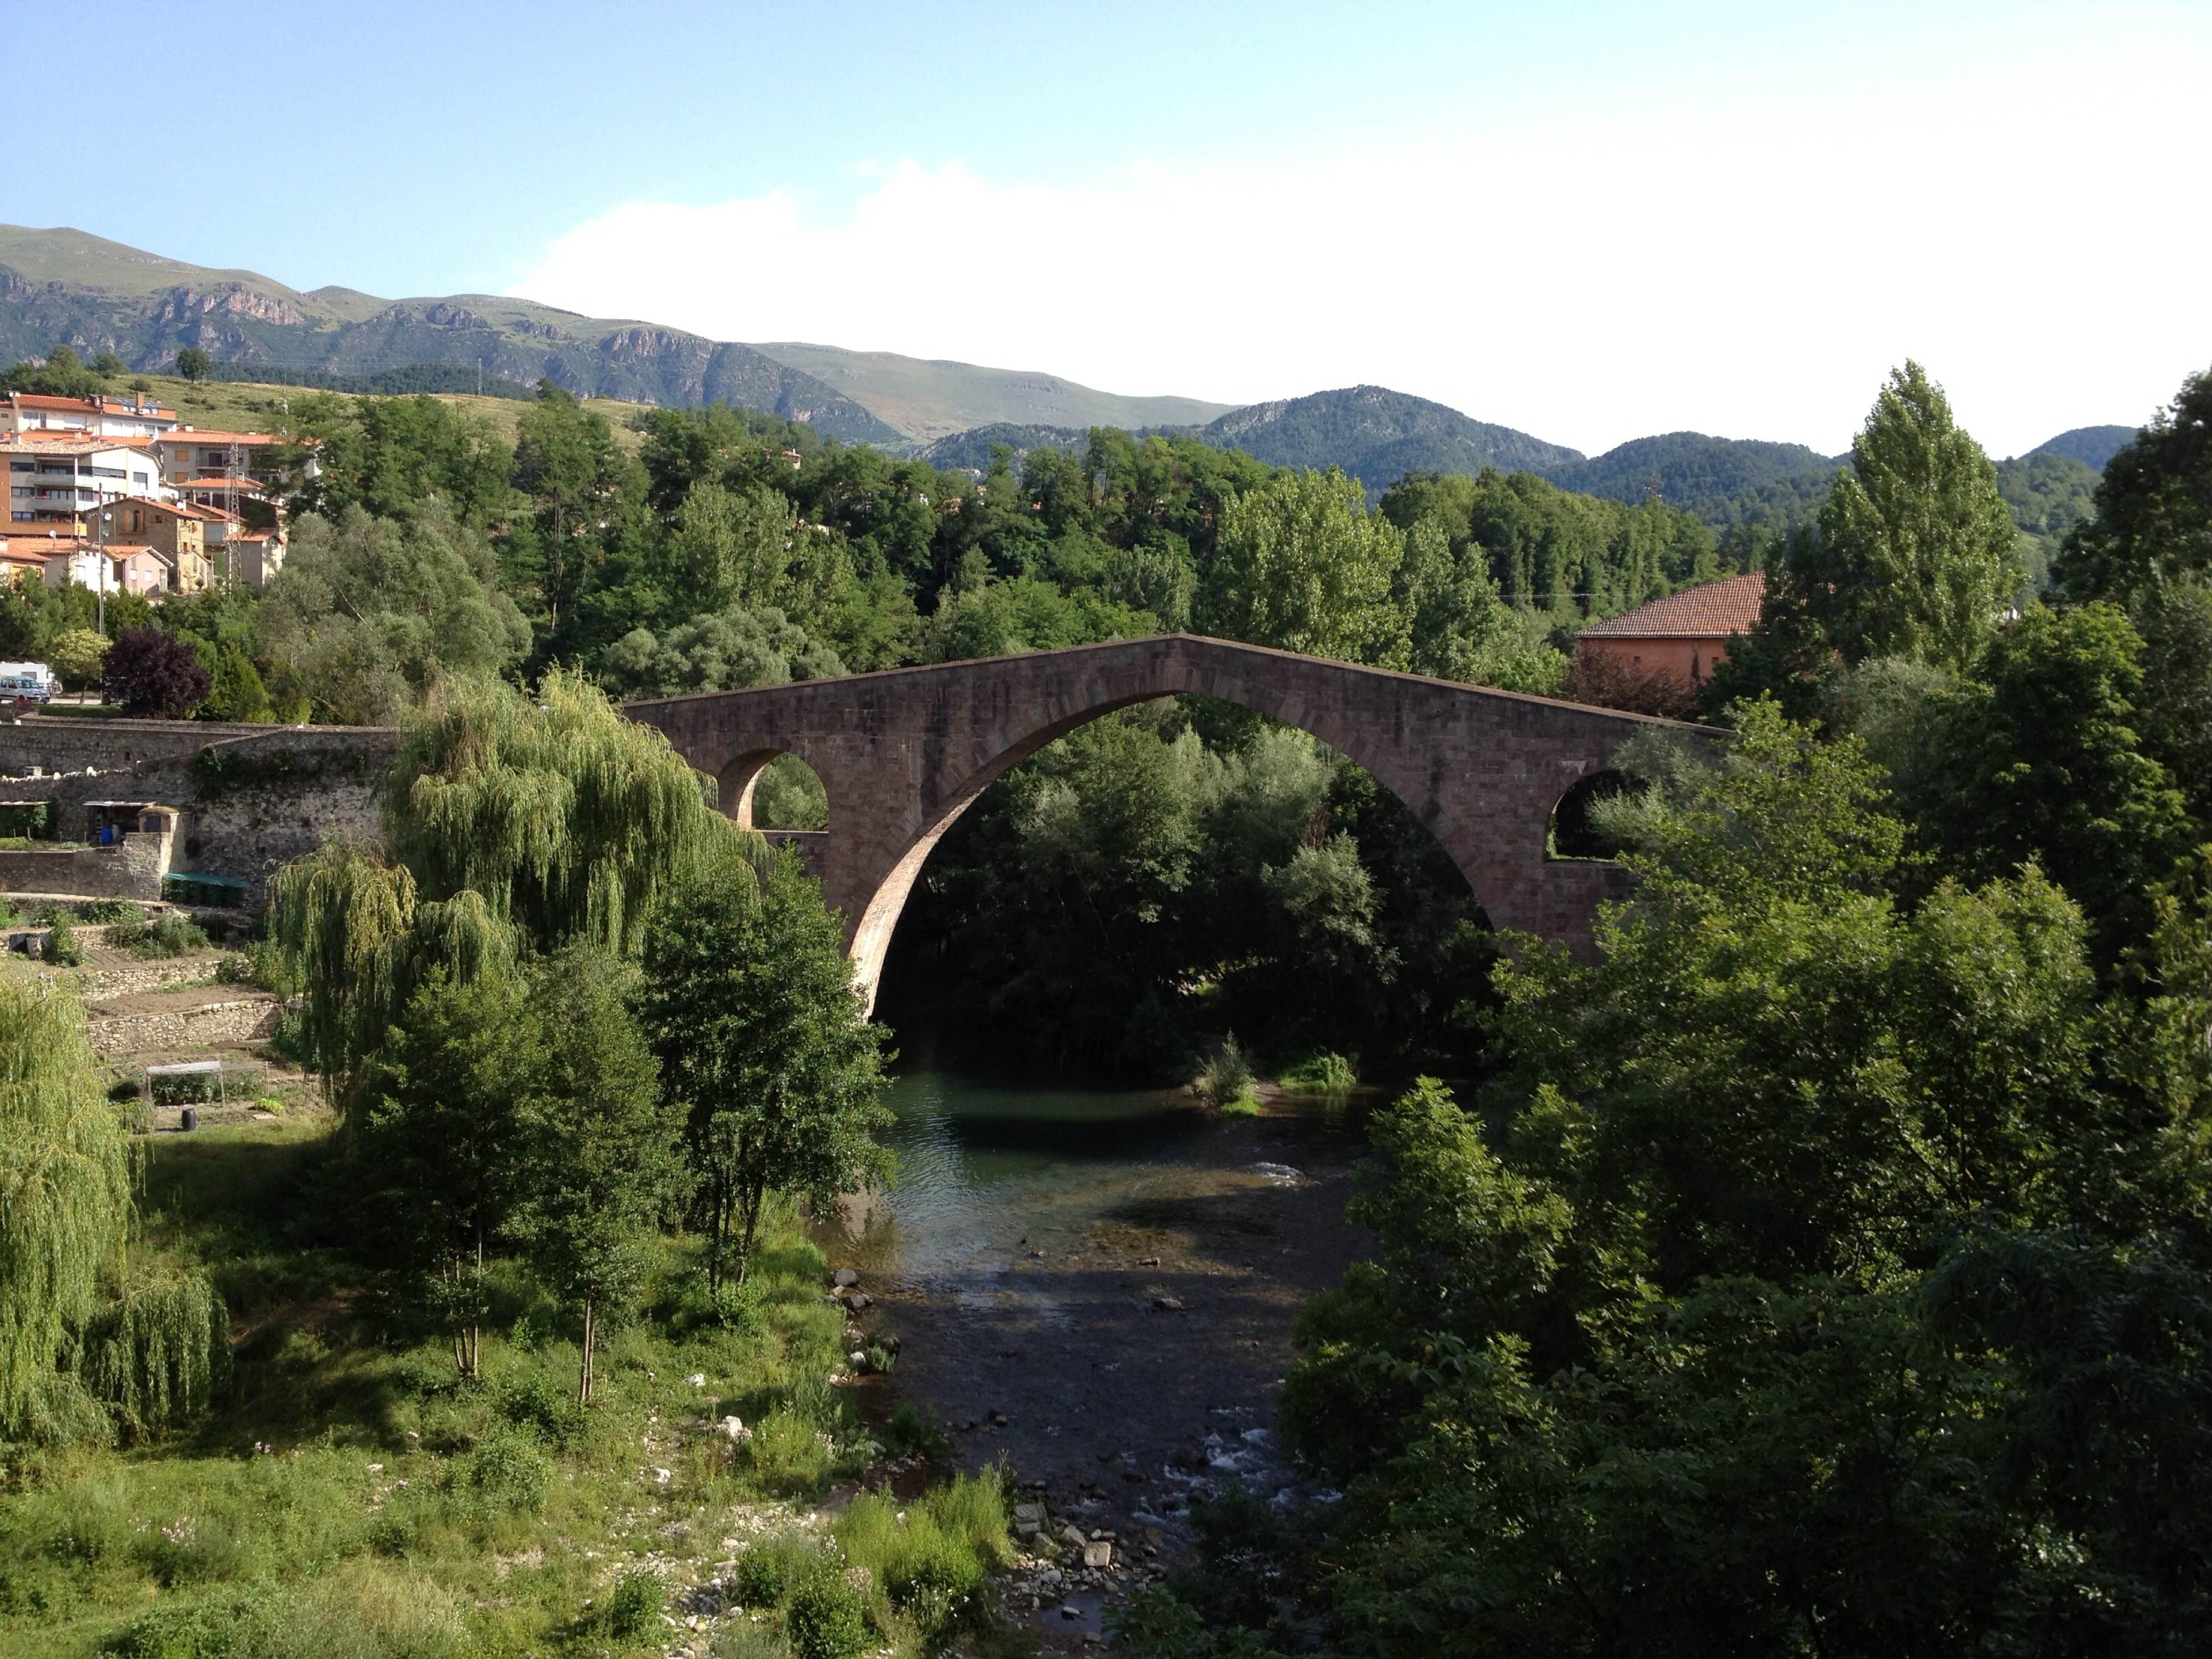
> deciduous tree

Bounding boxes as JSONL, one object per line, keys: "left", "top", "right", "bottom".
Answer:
{"left": 511, "top": 945, "right": 680, "bottom": 1402}
{"left": 639, "top": 843, "right": 890, "bottom": 1301}
{"left": 101, "top": 627, "right": 211, "bottom": 718}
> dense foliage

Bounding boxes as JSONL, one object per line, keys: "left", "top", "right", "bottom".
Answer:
{"left": 1113, "top": 360, "right": 2212, "bottom": 1657}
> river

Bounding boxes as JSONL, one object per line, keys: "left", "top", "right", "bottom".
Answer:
{"left": 816, "top": 1068, "right": 1374, "bottom": 1525}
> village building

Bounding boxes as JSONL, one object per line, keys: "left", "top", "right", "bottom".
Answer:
{"left": 42, "top": 541, "right": 170, "bottom": 598}
{"left": 149, "top": 429, "right": 294, "bottom": 488}
{"left": 222, "top": 526, "right": 285, "bottom": 590}
{"left": 0, "top": 390, "right": 179, "bottom": 439}
{"left": 4, "top": 436, "right": 166, "bottom": 528}
{"left": 1576, "top": 571, "right": 1767, "bottom": 690}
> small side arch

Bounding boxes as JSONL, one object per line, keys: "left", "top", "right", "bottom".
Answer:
{"left": 715, "top": 748, "right": 829, "bottom": 831}
{"left": 1548, "top": 769, "right": 1634, "bottom": 862}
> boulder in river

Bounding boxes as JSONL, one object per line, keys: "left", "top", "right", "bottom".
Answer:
{"left": 1082, "top": 1540, "right": 1114, "bottom": 1568}
{"left": 832, "top": 1267, "right": 860, "bottom": 1288}
{"left": 1152, "top": 1296, "right": 1187, "bottom": 1312}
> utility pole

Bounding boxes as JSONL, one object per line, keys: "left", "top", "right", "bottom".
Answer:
{"left": 95, "top": 501, "right": 109, "bottom": 639}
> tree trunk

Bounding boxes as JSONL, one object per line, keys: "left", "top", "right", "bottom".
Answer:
{"left": 578, "top": 1298, "right": 595, "bottom": 1404}
{"left": 736, "top": 1182, "right": 766, "bottom": 1287}
{"left": 467, "top": 1234, "right": 484, "bottom": 1382}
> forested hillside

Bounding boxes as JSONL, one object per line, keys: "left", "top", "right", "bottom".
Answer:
{"left": 1197, "top": 386, "right": 1579, "bottom": 491}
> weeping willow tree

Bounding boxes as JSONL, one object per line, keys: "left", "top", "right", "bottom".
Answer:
{"left": 273, "top": 668, "right": 734, "bottom": 1105}
{"left": 0, "top": 980, "right": 132, "bottom": 1438}
{"left": 67, "top": 1269, "right": 231, "bottom": 1443}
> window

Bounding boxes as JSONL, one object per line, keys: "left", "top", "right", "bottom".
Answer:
{"left": 7, "top": 462, "right": 30, "bottom": 473}
{"left": 131, "top": 471, "right": 148, "bottom": 487}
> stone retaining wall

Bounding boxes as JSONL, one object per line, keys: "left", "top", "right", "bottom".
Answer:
{"left": 0, "top": 828, "right": 173, "bottom": 899}
{"left": 87, "top": 997, "right": 280, "bottom": 1054}
{"left": 0, "top": 721, "right": 399, "bottom": 909}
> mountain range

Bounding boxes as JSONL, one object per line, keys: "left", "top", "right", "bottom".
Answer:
{"left": 1, "top": 225, "right": 2134, "bottom": 526}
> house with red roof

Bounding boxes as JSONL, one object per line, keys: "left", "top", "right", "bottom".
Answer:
{"left": 1576, "top": 571, "right": 1767, "bottom": 690}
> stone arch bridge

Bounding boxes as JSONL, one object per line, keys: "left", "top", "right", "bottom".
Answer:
{"left": 627, "top": 634, "right": 1699, "bottom": 1009}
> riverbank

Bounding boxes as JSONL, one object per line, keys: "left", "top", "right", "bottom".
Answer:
{"left": 815, "top": 1071, "right": 1376, "bottom": 1645}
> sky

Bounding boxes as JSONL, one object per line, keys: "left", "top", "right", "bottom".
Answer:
{"left": 7, "top": 1, "right": 2208, "bottom": 456}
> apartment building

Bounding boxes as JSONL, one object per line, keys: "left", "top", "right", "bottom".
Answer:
{"left": 0, "top": 390, "right": 180, "bottom": 439}
{"left": 4, "top": 436, "right": 167, "bottom": 528}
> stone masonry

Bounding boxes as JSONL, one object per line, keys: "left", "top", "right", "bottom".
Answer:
{"left": 628, "top": 633, "right": 1709, "bottom": 1006}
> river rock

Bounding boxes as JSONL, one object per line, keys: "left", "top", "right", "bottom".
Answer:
{"left": 1013, "top": 1503, "right": 1045, "bottom": 1524}
{"left": 988, "top": 1408, "right": 1008, "bottom": 1426}
{"left": 1152, "top": 1296, "right": 1186, "bottom": 1312}
{"left": 1082, "top": 1540, "right": 1113, "bottom": 1568}
{"left": 1061, "top": 1524, "right": 1089, "bottom": 1549}
{"left": 1171, "top": 1442, "right": 1207, "bottom": 1470}
{"left": 832, "top": 1267, "right": 860, "bottom": 1288}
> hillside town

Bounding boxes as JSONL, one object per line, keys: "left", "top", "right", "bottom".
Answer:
{"left": 0, "top": 388, "right": 291, "bottom": 596}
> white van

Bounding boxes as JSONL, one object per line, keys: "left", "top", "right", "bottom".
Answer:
{"left": 0, "top": 662, "right": 55, "bottom": 703}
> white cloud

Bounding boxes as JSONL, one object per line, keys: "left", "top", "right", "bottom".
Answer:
{"left": 511, "top": 49, "right": 2208, "bottom": 457}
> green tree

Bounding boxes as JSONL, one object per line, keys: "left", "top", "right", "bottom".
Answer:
{"left": 196, "top": 640, "right": 275, "bottom": 723}
{"left": 1811, "top": 361, "right": 2022, "bottom": 671}
{"left": 355, "top": 969, "right": 532, "bottom": 1379}
{"left": 594, "top": 606, "right": 843, "bottom": 700}
{"left": 1885, "top": 603, "right": 2192, "bottom": 959}
{"left": 1392, "top": 514, "right": 1566, "bottom": 691}
{"left": 1243, "top": 702, "right": 2212, "bottom": 1656}
{"left": 0, "top": 980, "right": 133, "bottom": 1437}
{"left": 513, "top": 382, "right": 620, "bottom": 633}
{"left": 511, "top": 945, "right": 680, "bottom": 1402}
{"left": 46, "top": 628, "right": 109, "bottom": 691}
{"left": 272, "top": 670, "right": 725, "bottom": 1104}
{"left": 1197, "top": 468, "right": 1405, "bottom": 664}
{"left": 175, "top": 347, "right": 211, "bottom": 382}
{"left": 258, "top": 503, "right": 530, "bottom": 723}
{"left": 639, "top": 843, "right": 890, "bottom": 1299}
{"left": 2054, "top": 365, "right": 2212, "bottom": 598}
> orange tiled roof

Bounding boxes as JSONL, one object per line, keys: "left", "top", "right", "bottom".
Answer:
{"left": 5, "top": 392, "right": 176, "bottom": 418}
{"left": 155, "top": 429, "right": 285, "bottom": 446}
{"left": 1, "top": 433, "right": 155, "bottom": 452}
{"left": 1579, "top": 572, "right": 1767, "bottom": 640}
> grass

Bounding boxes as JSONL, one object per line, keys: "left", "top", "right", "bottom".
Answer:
{"left": 112, "top": 373, "right": 650, "bottom": 457}
{"left": 0, "top": 1114, "right": 995, "bottom": 1658}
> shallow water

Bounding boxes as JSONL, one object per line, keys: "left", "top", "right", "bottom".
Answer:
{"left": 817, "top": 1069, "right": 1372, "bottom": 1516}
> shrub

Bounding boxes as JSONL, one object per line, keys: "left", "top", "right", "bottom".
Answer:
{"left": 40, "top": 915, "right": 81, "bottom": 966}
{"left": 461, "top": 1428, "right": 548, "bottom": 1511}
{"left": 109, "top": 913, "right": 211, "bottom": 958}
{"left": 493, "top": 1370, "right": 584, "bottom": 1449}
{"left": 103, "top": 1580, "right": 288, "bottom": 1657}
{"left": 784, "top": 1570, "right": 872, "bottom": 1659}
{"left": 879, "top": 1400, "right": 947, "bottom": 1460}
{"left": 1196, "top": 1036, "right": 1254, "bottom": 1109}
{"left": 77, "top": 899, "right": 142, "bottom": 924}
{"left": 834, "top": 1477, "right": 1010, "bottom": 1646}
{"left": 1281, "top": 1051, "right": 1357, "bottom": 1092}
{"left": 745, "top": 1407, "right": 834, "bottom": 1493}
{"left": 603, "top": 1568, "right": 665, "bottom": 1637}
{"left": 734, "top": 1533, "right": 826, "bottom": 1610}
